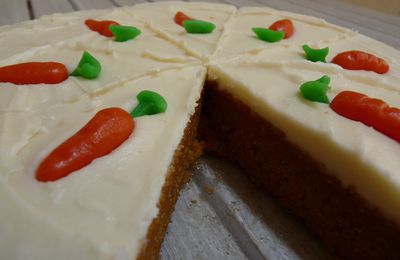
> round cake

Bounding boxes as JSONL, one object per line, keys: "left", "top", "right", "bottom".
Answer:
{"left": 0, "top": 1, "right": 399, "bottom": 259}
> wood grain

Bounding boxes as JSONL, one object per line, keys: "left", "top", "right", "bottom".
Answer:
{"left": 0, "top": 0, "right": 30, "bottom": 26}
{"left": 30, "top": 0, "right": 75, "bottom": 18}
{"left": 113, "top": 0, "right": 149, "bottom": 6}
{"left": 69, "top": 0, "right": 116, "bottom": 10}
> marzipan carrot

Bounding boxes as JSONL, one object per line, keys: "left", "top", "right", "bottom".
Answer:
{"left": 331, "top": 50, "right": 389, "bottom": 74}
{"left": 269, "top": 19, "right": 294, "bottom": 39}
{"left": 36, "top": 107, "right": 135, "bottom": 182}
{"left": 330, "top": 90, "right": 400, "bottom": 142}
{"left": 174, "top": 11, "right": 193, "bottom": 26}
{"left": 0, "top": 62, "right": 68, "bottom": 85}
{"left": 85, "top": 19, "right": 120, "bottom": 37}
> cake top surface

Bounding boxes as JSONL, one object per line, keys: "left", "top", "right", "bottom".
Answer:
{"left": 0, "top": 1, "right": 399, "bottom": 259}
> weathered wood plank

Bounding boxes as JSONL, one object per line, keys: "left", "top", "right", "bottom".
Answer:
{"left": 30, "top": 0, "right": 75, "bottom": 18}
{"left": 151, "top": 0, "right": 186, "bottom": 2}
{"left": 161, "top": 178, "right": 247, "bottom": 260}
{"left": 314, "top": 0, "right": 400, "bottom": 27}
{"left": 284, "top": 0, "right": 400, "bottom": 42}
{"left": 192, "top": 156, "right": 332, "bottom": 259}
{"left": 113, "top": 0, "right": 149, "bottom": 6}
{"left": 0, "top": 0, "right": 30, "bottom": 26}
{"left": 221, "top": 0, "right": 262, "bottom": 7}
{"left": 70, "top": 0, "right": 116, "bottom": 10}
{"left": 188, "top": 0, "right": 233, "bottom": 3}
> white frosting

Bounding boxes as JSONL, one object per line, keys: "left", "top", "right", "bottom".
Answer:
{"left": 130, "top": 1, "right": 236, "bottom": 60}
{"left": 212, "top": 7, "right": 357, "bottom": 59}
{"left": 1, "top": 2, "right": 400, "bottom": 259}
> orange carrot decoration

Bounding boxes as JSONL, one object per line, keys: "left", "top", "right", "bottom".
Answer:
{"left": 85, "top": 19, "right": 120, "bottom": 37}
{"left": 36, "top": 108, "right": 135, "bottom": 182}
{"left": 330, "top": 91, "right": 400, "bottom": 142}
{"left": 331, "top": 50, "right": 389, "bottom": 74}
{"left": 0, "top": 62, "right": 68, "bottom": 85}
{"left": 269, "top": 19, "right": 294, "bottom": 39}
{"left": 174, "top": 11, "right": 193, "bottom": 26}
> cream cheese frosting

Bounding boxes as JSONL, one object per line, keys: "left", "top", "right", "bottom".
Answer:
{"left": 212, "top": 6, "right": 356, "bottom": 59}
{"left": 1, "top": 1, "right": 400, "bottom": 259}
{"left": 129, "top": 2, "right": 236, "bottom": 60}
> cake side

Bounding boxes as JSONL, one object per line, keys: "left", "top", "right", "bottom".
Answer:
{"left": 137, "top": 96, "right": 203, "bottom": 259}
{"left": 199, "top": 81, "right": 400, "bottom": 259}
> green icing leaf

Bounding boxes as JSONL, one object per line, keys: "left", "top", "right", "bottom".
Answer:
{"left": 316, "top": 75, "right": 331, "bottom": 85}
{"left": 70, "top": 51, "right": 101, "bottom": 79}
{"left": 302, "top": 44, "right": 329, "bottom": 62}
{"left": 130, "top": 90, "right": 167, "bottom": 118}
{"left": 183, "top": 20, "right": 216, "bottom": 34}
{"left": 252, "top": 28, "right": 284, "bottom": 43}
{"left": 300, "top": 75, "right": 331, "bottom": 104}
{"left": 109, "top": 25, "right": 141, "bottom": 42}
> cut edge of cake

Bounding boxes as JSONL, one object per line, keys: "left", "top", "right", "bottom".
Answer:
{"left": 199, "top": 80, "right": 400, "bottom": 259}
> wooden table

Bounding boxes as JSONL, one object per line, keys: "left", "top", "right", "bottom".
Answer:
{"left": 1, "top": 1, "right": 399, "bottom": 259}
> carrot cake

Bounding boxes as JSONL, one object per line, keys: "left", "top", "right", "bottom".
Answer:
{"left": 0, "top": 1, "right": 399, "bottom": 259}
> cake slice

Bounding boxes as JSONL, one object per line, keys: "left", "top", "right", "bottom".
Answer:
{"left": 130, "top": 1, "right": 236, "bottom": 60}
{"left": 0, "top": 6, "right": 207, "bottom": 259}
{"left": 204, "top": 32, "right": 400, "bottom": 258}
{"left": 0, "top": 64, "right": 206, "bottom": 259}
